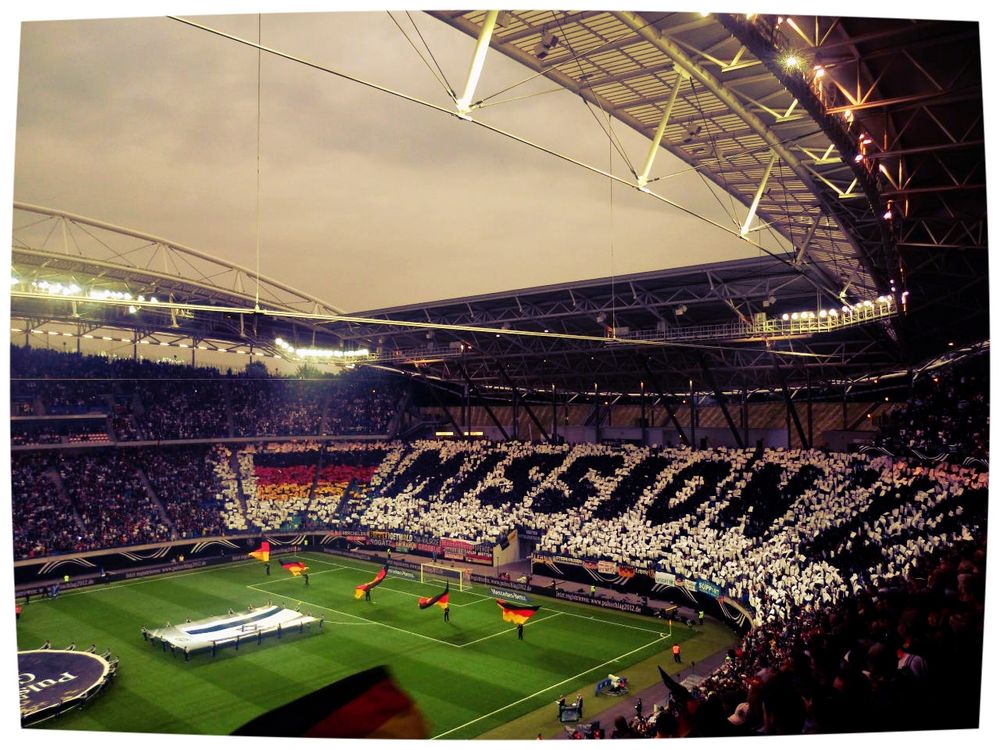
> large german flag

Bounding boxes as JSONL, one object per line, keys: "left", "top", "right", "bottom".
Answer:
{"left": 496, "top": 599, "right": 540, "bottom": 624}
{"left": 418, "top": 582, "right": 449, "bottom": 610}
{"left": 282, "top": 561, "right": 309, "bottom": 576}
{"left": 249, "top": 541, "right": 270, "bottom": 563}
{"left": 231, "top": 665, "right": 427, "bottom": 738}
{"left": 354, "top": 566, "right": 387, "bottom": 599}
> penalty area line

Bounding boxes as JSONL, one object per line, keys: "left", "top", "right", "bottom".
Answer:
{"left": 44, "top": 559, "right": 262, "bottom": 599}
{"left": 455, "top": 612, "right": 563, "bottom": 649}
{"left": 245, "top": 584, "right": 461, "bottom": 648}
{"left": 295, "top": 554, "right": 483, "bottom": 607}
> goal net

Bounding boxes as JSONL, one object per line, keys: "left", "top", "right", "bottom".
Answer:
{"left": 420, "top": 562, "right": 466, "bottom": 591}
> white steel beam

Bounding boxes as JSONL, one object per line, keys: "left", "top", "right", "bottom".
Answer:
{"left": 741, "top": 151, "right": 778, "bottom": 236}
{"left": 637, "top": 66, "right": 688, "bottom": 187}
{"left": 455, "top": 10, "right": 499, "bottom": 114}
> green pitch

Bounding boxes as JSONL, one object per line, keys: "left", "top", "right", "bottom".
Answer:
{"left": 16, "top": 552, "right": 735, "bottom": 738}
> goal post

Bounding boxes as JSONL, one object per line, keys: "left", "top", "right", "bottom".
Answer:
{"left": 419, "top": 562, "right": 466, "bottom": 591}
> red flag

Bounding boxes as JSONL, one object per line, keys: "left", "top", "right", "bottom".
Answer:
{"left": 249, "top": 541, "right": 270, "bottom": 563}
{"left": 282, "top": 561, "right": 308, "bottom": 576}
{"left": 232, "top": 665, "right": 426, "bottom": 738}
{"left": 355, "top": 566, "right": 387, "bottom": 599}
{"left": 496, "top": 599, "right": 540, "bottom": 624}
{"left": 418, "top": 582, "right": 449, "bottom": 610}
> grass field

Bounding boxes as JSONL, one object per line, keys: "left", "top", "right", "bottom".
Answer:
{"left": 16, "top": 552, "right": 735, "bottom": 738}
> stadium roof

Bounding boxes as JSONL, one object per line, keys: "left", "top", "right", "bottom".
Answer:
{"left": 428, "top": 11, "right": 987, "bottom": 351}
{"left": 9, "top": 10, "right": 987, "bottom": 397}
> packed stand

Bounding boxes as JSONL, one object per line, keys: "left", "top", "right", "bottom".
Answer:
{"left": 137, "top": 446, "right": 227, "bottom": 538}
{"left": 10, "top": 345, "right": 403, "bottom": 442}
{"left": 10, "top": 418, "right": 110, "bottom": 445}
{"left": 131, "top": 378, "right": 230, "bottom": 440}
{"left": 219, "top": 442, "right": 391, "bottom": 531}
{"left": 876, "top": 349, "right": 989, "bottom": 461}
{"left": 347, "top": 441, "right": 987, "bottom": 622}
{"left": 57, "top": 452, "right": 172, "bottom": 549}
{"left": 11, "top": 453, "right": 88, "bottom": 558}
{"left": 618, "top": 537, "right": 986, "bottom": 736}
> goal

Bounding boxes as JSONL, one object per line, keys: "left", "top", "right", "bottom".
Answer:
{"left": 419, "top": 562, "right": 466, "bottom": 591}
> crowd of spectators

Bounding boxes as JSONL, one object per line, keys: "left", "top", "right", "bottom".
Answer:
{"left": 612, "top": 536, "right": 986, "bottom": 736}
{"left": 12, "top": 434, "right": 988, "bottom": 634}
{"left": 132, "top": 378, "right": 230, "bottom": 439}
{"left": 10, "top": 345, "right": 403, "bottom": 443}
{"left": 876, "top": 349, "right": 989, "bottom": 461}
{"left": 57, "top": 452, "right": 172, "bottom": 549}
{"left": 11, "top": 453, "right": 88, "bottom": 558}
{"left": 137, "top": 446, "right": 227, "bottom": 539}
{"left": 217, "top": 442, "right": 392, "bottom": 531}
{"left": 343, "top": 441, "right": 986, "bottom": 622}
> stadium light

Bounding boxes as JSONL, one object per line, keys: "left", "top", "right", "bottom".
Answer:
{"left": 273, "top": 337, "right": 370, "bottom": 362}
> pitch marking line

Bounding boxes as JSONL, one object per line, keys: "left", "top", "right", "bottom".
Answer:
{"left": 553, "top": 609, "right": 670, "bottom": 637}
{"left": 250, "top": 564, "right": 345, "bottom": 586}
{"left": 35, "top": 559, "right": 263, "bottom": 599}
{"left": 300, "top": 555, "right": 670, "bottom": 632}
{"left": 246, "top": 584, "right": 459, "bottom": 648}
{"left": 431, "top": 634, "right": 668, "bottom": 739}
{"left": 295, "top": 554, "right": 484, "bottom": 608}
{"left": 455, "top": 612, "right": 563, "bottom": 649}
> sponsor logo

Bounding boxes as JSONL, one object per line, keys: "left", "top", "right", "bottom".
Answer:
{"left": 695, "top": 579, "right": 722, "bottom": 598}
{"left": 439, "top": 537, "right": 475, "bottom": 552}
{"left": 554, "top": 590, "right": 645, "bottom": 614}
{"left": 487, "top": 587, "right": 531, "bottom": 603}
{"left": 19, "top": 671, "right": 78, "bottom": 702}
{"left": 553, "top": 555, "right": 581, "bottom": 566}
{"left": 470, "top": 574, "right": 533, "bottom": 592}
{"left": 654, "top": 570, "right": 677, "bottom": 587}
{"left": 18, "top": 651, "right": 112, "bottom": 722}
{"left": 596, "top": 560, "right": 618, "bottom": 575}
{"left": 125, "top": 559, "right": 209, "bottom": 580}
{"left": 330, "top": 549, "right": 374, "bottom": 563}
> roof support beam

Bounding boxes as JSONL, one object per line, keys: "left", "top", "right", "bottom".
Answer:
{"left": 413, "top": 367, "right": 465, "bottom": 436}
{"left": 773, "top": 359, "right": 810, "bottom": 449}
{"left": 741, "top": 151, "right": 778, "bottom": 236}
{"left": 612, "top": 11, "right": 872, "bottom": 299}
{"left": 698, "top": 354, "right": 745, "bottom": 448}
{"left": 458, "top": 361, "right": 510, "bottom": 440}
{"left": 498, "top": 363, "right": 551, "bottom": 443}
{"left": 640, "top": 358, "right": 691, "bottom": 447}
{"left": 456, "top": 10, "right": 499, "bottom": 114}
{"left": 637, "top": 66, "right": 688, "bottom": 187}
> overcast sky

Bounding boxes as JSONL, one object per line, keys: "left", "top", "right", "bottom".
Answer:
{"left": 7, "top": 5, "right": 808, "bottom": 314}
{"left": 5, "top": 1, "right": 993, "bottom": 316}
